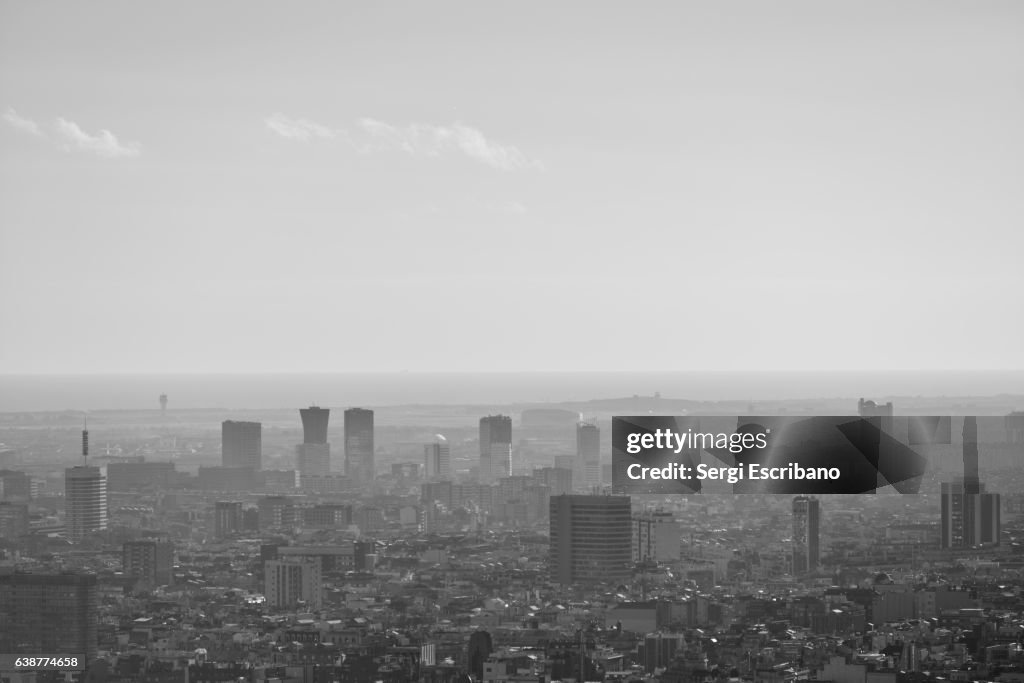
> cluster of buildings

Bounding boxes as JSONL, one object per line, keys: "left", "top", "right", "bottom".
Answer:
{"left": 0, "top": 403, "right": 1021, "bottom": 683}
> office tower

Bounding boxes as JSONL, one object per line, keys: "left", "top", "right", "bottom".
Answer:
{"left": 344, "top": 408, "right": 375, "bottom": 486}
{"left": 264, "top": 556, "right": 322, "bottom": 609}
{"left": 214, "top": 501, "right": 243, "bottom": 538}
{"left": 221, "top": 420, "right": 262, "bottom": 470}
{"left": 0, "top": 501, "right": 29, "bottom": 538}
{"left": 940, "top": 417, "right": 1001, "bottom": 548}
{"left": 297, "top": 406, "right": 331, "bottom": 478}
{"left": 1007, "top": 411, "right": 1024, "bottom": 445}
{"left": 122, "top": 540, "right": 174, "bottom": 586}
{"left": 549, "top": 494, "right": 632, "bottom": 584}
{"left": 65, "top": 428, "right": 107, "bottom": 541}
{"left": 633, "top": 509, "right": 681, "bottom": 563}
{"left": 0, "top": 470, "right": 31, "bottom": 501}
{"left": 0, "top": 572, "right": 98, "bottom": 659}
{"left": 576, "top": 422, "right": 601, "bottom": 490}
{"left": 467, "top": 631, "right": 493, "bottom": 681}
{"left": 479, "top": 415, "right": 512, "bottom": 483}
{"left": 159, "top": 393, "right": 168, "bottom": 415}
{"left": 534, "top": 466, "right": 573, "bottom": 496}
{"left": 424, "top": 434, "right": 452, "bottom": 481}
{"left": 940, "top": 480, "right": 1000, "bottom": 547}
{"left": 792, "top": 496, "right": 821, "bottom": 574}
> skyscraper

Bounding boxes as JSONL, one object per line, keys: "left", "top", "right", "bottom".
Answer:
{"left": 344, "top": 408, "right": 375, "bottom": 486}
{"left": 576, "top": 422, "right": 601, "bottom": 490}
{"left": 941, "top": 417, "right": 1000, "bottom": 548}
{"left": 549, "top": 494, "right": 632, "bottom": 584}
{"left": 479, "top": 415, "right": 512, "bottom": 483}
{"left": 297, "top": 406, "right": 331, "bottom": 478}
{"left": 792, "top": 496, "right": 821, "bottom": 574}
{"left": 0, "top": 572, "right": 98, "bottom": 660}
{"left": 222, "top": 420, "right": 262, "bottom": 470}
{"left": 424, "top": 434, "right": 452, "bottom": 481}
{"left": 65, "top": 422, "right": 107, "bottom": 541}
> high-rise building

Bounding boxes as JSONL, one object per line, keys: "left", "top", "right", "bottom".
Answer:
{"left": 344, "top": 408, "right": 375, "bottom": 486}
{"left": 0, "top": 572, "right": 98, "bottom": 659}
{"left": 576, "top": 422, "right": 601, "bottom": 490}
{"left": 940, "top": 416, "right": 1001, "bottom": 548}
{"left": 122, "top": 540, "right": 174, "bottom": 586}
{"left": 300, "top": 406, "right": 330, "bottom": 444}
{"left": 264, "top": 556, "right": 322, "bottom": 609}
{"left": 65, "top": 466, "right": 107, "bottom": 541}
{"left": 214, "top": 501, "right": 243, "bottom": 538}
{"left": 424, "top": 434, "right": 452, "bottom": 481}
{"left": 792, "top": 496, "right": 821, "bottom": 574}
{"left": 297, "top": 406, "right": 332, "bottom": 478}
{"left": 941, "top": 479, "right": 1000, "bottom": 548}
{"left": 222, "top": 420, "right": 262, "bottom": 470}
{"left": 258, "top": 495, "right": 297, "bottom": 530}
{"left": 0, "top": 501, "right": 29, "bottom": 538}
{"left": 549, "top": 494, "right": 632, "bottom": 584}
{"left": 480, "top": 415, "right": 512, "bottom": 483}
{"left": 633, "top": 509, "right": 681, "bottom": 563}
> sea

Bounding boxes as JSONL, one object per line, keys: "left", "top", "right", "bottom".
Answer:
{"left": 0, "top": 371, "right": 1022, "bottom": 412}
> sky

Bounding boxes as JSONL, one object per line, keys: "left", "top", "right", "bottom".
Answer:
{"left": 1, "top": 1, "right": 1022, "bottom": 374}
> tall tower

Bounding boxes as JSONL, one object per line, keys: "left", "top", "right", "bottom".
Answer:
{"left": 940, "top": 417, "right": 1000, "bottom": 548}
{"left": 65, "top": 420, "right": 107, "bottom": 541}
{"left": 549, "top": 494, "right": 632, "bottom": 584}
{"left": 424, "top": 434, "right": 452, "bottom": 481}
{"left": 792, "top": 496, "right": 820, "bottom": 574}
{"left": 576, "top": 422, "right": 601, "bottom": 491}
{"left": 344, "top": 408, "right": 375, "bottom": 486}
{"left": 479, "top": 415, "right": 512, "bottom": 483}
{"left": 159, "top": 393, "right": 168, "bottom": 415}
{"left": 221, "top": 420, "right": 262, "bottom": 470}
{"left": 297, "top": 406, "right": 331, "bottom": 479}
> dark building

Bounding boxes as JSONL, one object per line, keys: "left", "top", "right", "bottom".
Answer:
{"left": 300, "top": 406, "right": 330, "bottom": 444}
{"left": 221, "top": 420, "right": 262, "bottom": 470}
{"left": 940, "top": 417, "right": 1001, "bottom": 548}
{"left": 298, "top": 406, "right": 332, "bottom": 478}
{"left": 214, "top": 501, "right": 243, "bottom": 538}
{"left": 344, "top": 408, "right": 375, "bottom": 486}
{"left": 480, "top": 415, "right": 512, "bottom": 483}
{"left": 549, "top": 494, "right": 632, "bottom": 584}
{"left": 792, "top": 496, "right": 821, "bottom": 574}
{"left": 122, "top": 540, "right": 174, "bottom": 586}
{"left": 0, "top": 469, "right": 32, "bottom": 501}
{"left": 576, "top": 422, "right": 600, "bottom": 490}
{"left": 0, "top": 501, "right": 29, "bottom": 538}
{"left": 534, "top": 466, "right": 573, "bottom": 495}
{"left": 0, "top": 572, "right": 98, "bottom": 660}
{"left": 467, "top": 630, "right": 493, "bottom": 680}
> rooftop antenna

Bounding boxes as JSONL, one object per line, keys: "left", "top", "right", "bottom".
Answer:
{"left": 82, "top": 416, "right": 89, "bottom": 466}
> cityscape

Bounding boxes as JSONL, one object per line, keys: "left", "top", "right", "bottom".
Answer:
{"left": 0, "top": 393, "right": 1022, "bottom": 683}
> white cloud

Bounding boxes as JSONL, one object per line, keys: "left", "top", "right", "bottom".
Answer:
{"left": 358, "top": 118, "right": 542, "bottom": 171}
{"left": 3, "top": 107, "right": 43, "bottom": 136}
{"left": 265, "top": 113, "right": 339, "bottom": 142}
{"left": 54, "top": 118, "right": 140, "bottom": 158}
{"left": 268, "top": 112, "right": 542, "bottom": 171}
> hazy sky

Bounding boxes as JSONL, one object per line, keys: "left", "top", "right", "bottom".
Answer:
{"left": 1, "top": 1, "right": 1022, "bottom": 373}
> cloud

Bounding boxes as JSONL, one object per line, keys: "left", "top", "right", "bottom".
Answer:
{"left": 54, "top": 118, "right": 141, "bottom": 158}
{"left": 4, "top": 108, "right": 141, "bottom": 158}
{"left": 3, "top": 107, "right": 43, "bottom": 136}
{"left": 267, "top": 112, "right": 542, "bottom": 171}
{"left": 358, "top": 118, "right": 542, "bottom": 171}
{"left": 265, "top": 113, "right": 339, "bottom": 142}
